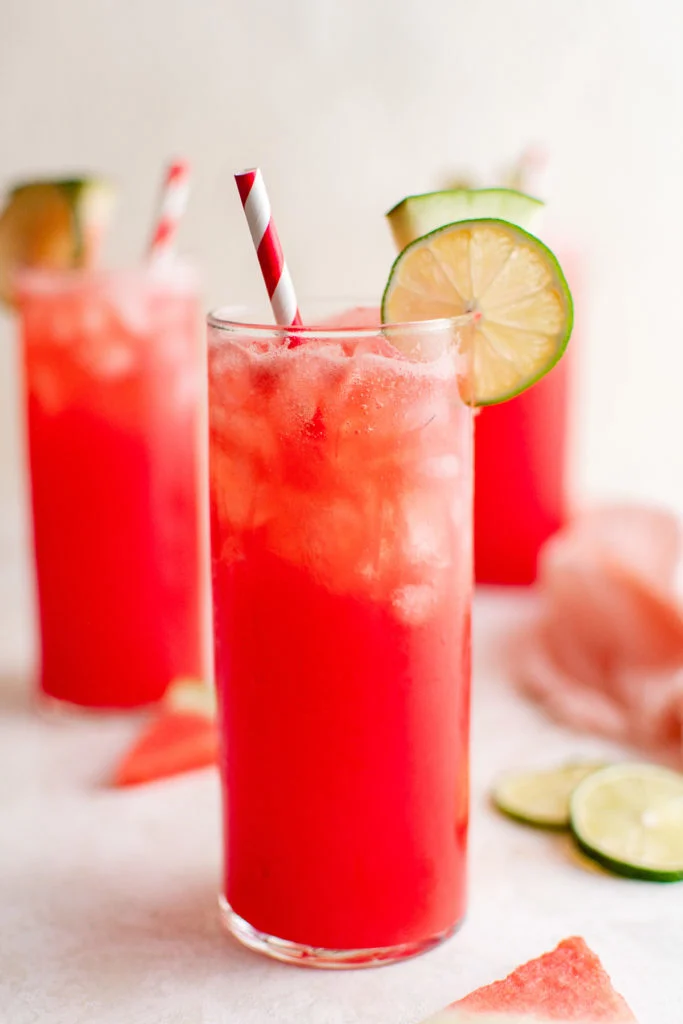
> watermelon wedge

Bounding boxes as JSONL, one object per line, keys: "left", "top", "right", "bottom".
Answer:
{"left": 423, "top": 938, "right": 637, "bottom": 1023}
{"left": 112, "top": 679, "right": 219, "bottom": 787}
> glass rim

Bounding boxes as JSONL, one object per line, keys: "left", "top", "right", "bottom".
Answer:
{"left": 207, "top": 302, "right": 472, "bottom": 340}
{"left": 15, "top": 260, "right": 198, "bottom": 295}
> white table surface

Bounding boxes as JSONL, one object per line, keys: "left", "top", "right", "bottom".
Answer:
{"left": 1, "top": 506, "right": 681, "bottom": 1024}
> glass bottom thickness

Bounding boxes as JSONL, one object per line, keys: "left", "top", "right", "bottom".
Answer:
{"left": 219, "top": 895, "right": 460, "bottom": 969}
{"left": 35, "top": 690, "right": 158, "bottom": 717}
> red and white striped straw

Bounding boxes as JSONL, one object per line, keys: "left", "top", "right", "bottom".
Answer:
{"left": 234, "top": 168, "right": 302, "bottom": 328}
{"left": 148, "top": 160, "right": 191, "bottom": 263}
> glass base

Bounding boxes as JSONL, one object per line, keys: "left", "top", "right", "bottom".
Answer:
{"left": 35, "top": 691, "right": 157, "bottom": 719}
{"left": 219, "top": 896, "right": 460, "bottom": 969}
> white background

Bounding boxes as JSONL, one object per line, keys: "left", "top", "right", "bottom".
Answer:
{"left": 2, "top": 0, "right": 683, "bottom": 518}
{"left": 2, "top": 6, "right": 683, "bottom": 1021}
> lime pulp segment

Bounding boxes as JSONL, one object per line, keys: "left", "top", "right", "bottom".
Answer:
{"left": 0, "top": 178, "right": 115, "bottom": 307}
{"left": 381, "top": 218, "right": 573, "bottom": 406}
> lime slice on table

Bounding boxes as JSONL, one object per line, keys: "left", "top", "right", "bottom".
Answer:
{"left": 381, "top": 219, "right": 573, "bottom": 406}
{"left": 386, "top": 187, "right": 544, "bottom": 251}
{"left": 164, "top": 677, "right": 217, "bottom": 718}
{"left": 570, "top": 763, "right": 683, "bottom": 881}
{"left": 493, "top": 762, "right": 607, "bottom": 830}
{"left": 0, "top": 177, "right": 115, "bottom": 307}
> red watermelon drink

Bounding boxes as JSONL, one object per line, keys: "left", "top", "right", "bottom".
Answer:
{"left": 208, "top": 304, "right": 473, "bottom": 964}
{"left": 473, "top": 251, "right": 578, "bottom": 586}
{"left": 474, "top": 352, "right": 570, "bottom": 585}
{"left": 18, "top": 265, "right": 206, "bottom": 709}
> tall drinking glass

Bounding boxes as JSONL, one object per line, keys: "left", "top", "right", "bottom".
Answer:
{"left": 18, "top": 266, "right": 206, "bottom": 710}
{"left": 208, "top": 304, "right": 472, "bottom": 967}
{"left": 473, "top": 250, "right": 578, "bottom": 586}
{"left": 474, "top": 355, "right": 569, "bottom": 585}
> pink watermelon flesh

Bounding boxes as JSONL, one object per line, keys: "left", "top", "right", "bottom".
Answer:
{"left": 451, "top": 937, "right": 636, "bottom": 1022}
{"left": 112, "top": 711, "right": 219, "bottom": 787}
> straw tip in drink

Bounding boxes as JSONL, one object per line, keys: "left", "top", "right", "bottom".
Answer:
{"left": 233, "top": 166, "right": 302, "bottom": 330}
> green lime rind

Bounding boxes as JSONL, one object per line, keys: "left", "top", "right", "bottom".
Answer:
{"left": 58, "top": 181, "right": 100, "bottom": 262}
{"left": 62, "top": 180, "right": 115, "bottom": 262}
{"left": 0, "top": 178, "right": 115, "bottom": 306}
{"left": 492, "top": 762, "right": 607, "bottom": 831}
{"left": 454, "top": 218, "right": 573, "bottom": 407}
{"left": 493, "top": 800, "right": 570, "bottom": 832}
{"left": 8, "top": 179, "right": 107, "bottom": 259}
{"left": 381, "top": 217, "right": 574, "bottom": 407}
{"left": 386, "top": 187, "right": 544, "bottom": 251}
{"left": 570, "top": 833, "right": 683, "bottom": 883}
{"left": 385, "top": 185, "right": 544, "bottom": 216}
{"left": 569, "top": 763, "right": 683, "bottom": 883}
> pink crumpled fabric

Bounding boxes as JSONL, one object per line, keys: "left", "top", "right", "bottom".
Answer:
{"left": 513, "top": 505, "right": 683, "bottom": 766}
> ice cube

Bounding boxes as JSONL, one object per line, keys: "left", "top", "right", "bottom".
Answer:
{"left": 400, "top": 490, "right": 452, "bottom": 571}
{"left": 391, "top": 583, "right": 439, "bottom": 625}
{"left": 267, "top": 491, "right": 371, "bottom": 595}
{"left": 208, "top": 344, "right": 253, "bottom": 418}
{"left": 352, "top": 333, "right": 401, "bottom": 359}
{"left": 421, "top": 454, "right": 461, "bottom": 479}
{"left": 267, "top": 352, "right": 324, "bottom": 438}
{"left": 108, "top": 281, "right": 151, "bottom": 336}
{"left": 210, "top": 447, "right": 275, "bottom": 533}
{"left": 80, "top": 300, "right": 110, "bottom": 337}
{"left": 50, "top": 309, "right": 79, "bottom": 345}
{"left": 250, "top": 357, "right": 283, "bottom": 398}
{"left": 218, "top": 536, "right": 245, "bottom": 566}
{"left": 211, "top": 406, "right": 278, "bottom": 468}
{"left": 171, "top": 364, "right": 201, "bottom": 410}
{"left": 76, "top": 335, "right": 137, "bottom": 380}
{"left": 29, "top": 362, "right": 69, "bottom": 415}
